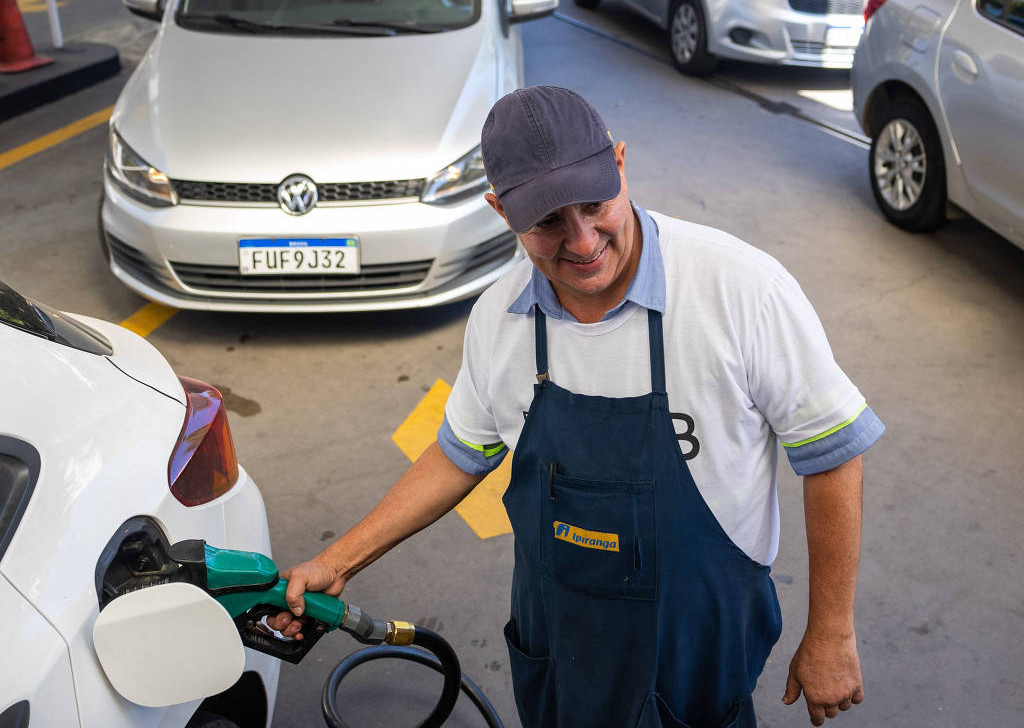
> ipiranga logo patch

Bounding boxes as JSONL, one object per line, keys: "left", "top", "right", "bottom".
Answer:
{"left": 553, "top": 521, "right": 620, "bottom": 552}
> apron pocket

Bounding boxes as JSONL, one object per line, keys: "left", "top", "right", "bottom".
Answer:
{"left": 504, "top": 619, "right": 556, "bottom": 728}
{"left": 635, "top": 693, "right": 756, "bottom": 728}
{"left": 543, "top": 470, "right": 656, "bottom": 600}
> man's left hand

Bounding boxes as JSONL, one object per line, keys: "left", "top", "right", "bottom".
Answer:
{"left": 782, "top": 630, "right": 864, "bottom": 726}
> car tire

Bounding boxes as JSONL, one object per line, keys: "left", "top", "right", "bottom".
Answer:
{"left": 667, "top": 0, "right": 718, "bottom": 76}
{"left": 186, "top": 711, "right": 242, "bottom": 728}
{"left": 574, "top": 0, "right": 602, "bottom": 7}
{"left": 869, "top": 97, "right": 946, "bottom": 232}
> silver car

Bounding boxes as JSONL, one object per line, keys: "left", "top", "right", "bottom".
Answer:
{"left": 852, "top": 0, "right": 1023, "bottom": 246}
{"left": 101, "top": 0, "right": 555, "bottom": 313}
{"left": 575, "top": 0, "right": 865, "bottom": 74}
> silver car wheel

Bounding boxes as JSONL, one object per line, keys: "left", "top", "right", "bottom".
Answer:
{"left": 874, "top": 118, "right": 927, "bottom": 211}
{"left": 670, "top": 4, "right": 699, "bottom": 64}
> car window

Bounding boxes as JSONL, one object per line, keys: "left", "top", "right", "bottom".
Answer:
{"left": 979, "top": 0, "right": 1005, "bottom": 19}
{"left": 0, "top": 281, "right": 113, "bottom": 355}
{"left": 177, "top": 0, "right": 480, "bottom": 34}
{"left": 1007, "top": 0, "right": 1024, "bottom": 31}
{"left": 977, "top": 0, "right": 1024, "bottom": 34}
{"left": 0, "top": 438, "right": 40, "bottom": 563}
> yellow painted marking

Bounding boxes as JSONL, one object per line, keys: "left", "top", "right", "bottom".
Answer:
{"left": 392, "top": 379, "right": 512, "bottom": 540}
{"left": 0, "top": 107, "right": 113, "bottom": 173}
{"left": 17, "top": 0, "right": 68, "bottom": 12}
{"left": 119, "top": 302, "right": 178, "bottom": 337}
{"left": 392, "top": 379, "right": 451, "bottom": 462}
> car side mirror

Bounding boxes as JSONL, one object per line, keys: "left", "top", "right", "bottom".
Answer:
{"left": 123, "top": 0, "right": 164, "bottom": 21}
{"left": 93, "top": 582, "right": 245, "bottom": 707}
{"left": 507, "top": 0, "right": 558, "bottom": 24}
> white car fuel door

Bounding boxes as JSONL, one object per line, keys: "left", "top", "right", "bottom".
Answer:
{"left": 93, "top": 582, "right": 245, "bottom": 708}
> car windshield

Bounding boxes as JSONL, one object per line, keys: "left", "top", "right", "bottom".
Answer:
{"left": 176, "top": 0, "right": 479, "bottom": 35}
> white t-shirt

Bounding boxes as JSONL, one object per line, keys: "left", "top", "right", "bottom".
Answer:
{"left": 445, "top": 210, "right": 876, "bottom": 565}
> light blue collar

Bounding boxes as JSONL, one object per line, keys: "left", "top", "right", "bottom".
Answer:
{"left": 508, "top": 202, "right": 665, "bottom": 321}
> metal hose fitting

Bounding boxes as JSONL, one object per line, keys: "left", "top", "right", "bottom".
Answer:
{"left": 385, "top": 620, "right": 416, "bottom": 646}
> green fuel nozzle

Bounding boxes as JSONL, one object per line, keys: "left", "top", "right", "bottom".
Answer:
{"left": 166, "top": 540, "right": 413, "bottom": 664}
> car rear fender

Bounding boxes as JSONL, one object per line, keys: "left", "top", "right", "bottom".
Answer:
{"left": 0, "top": 575, "right": 81, "bottom": 727}
{"left": 69, "top": 314, "right": 186, "bottom": 406}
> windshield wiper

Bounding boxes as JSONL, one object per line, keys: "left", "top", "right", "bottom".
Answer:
{"left": 180, "top": 13, "right": 398, "bottom": 36}
{"left": 332, "top": 18, "right": 451, "bottom": 34}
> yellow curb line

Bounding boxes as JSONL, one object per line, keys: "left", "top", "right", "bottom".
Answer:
{"left": 119, "top": 302, "right": 178, "bottom": 337}
{"left": 0, "top": 106, "right": 113, "bottom": 173}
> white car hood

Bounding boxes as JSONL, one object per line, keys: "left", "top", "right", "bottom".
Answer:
{"left": 114, "top": 19, "right": 498, "bottom": 183}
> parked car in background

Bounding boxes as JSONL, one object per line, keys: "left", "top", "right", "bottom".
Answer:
{"left": 575, "top": 0, "right": 865, "bottom": 74}
{"left": 852, "top": 0, "right": 1023, "bottom": 247}
{"left": 101, "top": 0, "right": 555, "bottom": 313}
{"left": 0, "top": 280, "right": 279, "bottom": 727}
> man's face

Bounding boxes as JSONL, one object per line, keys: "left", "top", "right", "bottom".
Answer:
{"left": 486, "top": 142, "right": 639, "bottom": 320}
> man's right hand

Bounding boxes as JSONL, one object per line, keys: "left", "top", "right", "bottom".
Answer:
{"left": 266, "top": 555, "right": 347, "bottom": 639}
{"left": 264, "top": 442, "right": 484, "bottom": 640}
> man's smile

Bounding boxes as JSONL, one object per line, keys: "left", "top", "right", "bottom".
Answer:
{"left": 561, "top": 243, "right": 609, "bottom": 271}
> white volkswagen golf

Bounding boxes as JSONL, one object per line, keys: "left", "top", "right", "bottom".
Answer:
{"left": 0, "top": 280, "right": 280, "bottom": 727}
{"left": 101, "top": 0, "right": 555, "bottom": 313}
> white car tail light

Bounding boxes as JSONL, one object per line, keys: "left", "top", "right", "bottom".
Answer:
{"left": 169, "top": 377, "right": 239, "bottom": 506}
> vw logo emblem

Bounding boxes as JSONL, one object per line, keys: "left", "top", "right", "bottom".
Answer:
{"left": 277, "top": 174, "right": 318, "bottom": 215}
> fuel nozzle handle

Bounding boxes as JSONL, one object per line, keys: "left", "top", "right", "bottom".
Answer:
{"left": 169, "top": 540, "right": 347, "bottom": 663}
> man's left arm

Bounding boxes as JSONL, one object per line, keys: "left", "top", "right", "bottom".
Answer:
{"left": 782, "top": 454, "right": 865, "bottom": 727}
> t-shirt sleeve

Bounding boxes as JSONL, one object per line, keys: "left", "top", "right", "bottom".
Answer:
{"left": 747, "top": 271, "right": 885, "bottom": 476}
{"left": 438, "top": 415, "right": 508, "bottom": 476}
{"left": 438, "top": 305, "right": 508, "bottom": 476}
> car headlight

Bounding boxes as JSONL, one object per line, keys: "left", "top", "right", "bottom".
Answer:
{"left": 106, "top": 128, "right": 177, "bottom": 207}
{"left": 421, "top": 145, "right": 488, "bottom": 205}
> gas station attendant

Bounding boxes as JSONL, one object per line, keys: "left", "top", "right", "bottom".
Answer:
{"left": 270, "top": 86, "right": 885, "bottom": 728}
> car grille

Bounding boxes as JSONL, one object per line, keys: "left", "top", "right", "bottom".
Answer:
{"left": 107, "top": 233, "right": 176, "bottom": 289}
{"left": 172, "top": 178, "right": 426, "bottom": 204}
{"left": 106, "top": 230, "right": 518, "bottom": 298}
{"left": 437, "top": 231, "right": 518, "bottom": 278}
{"left": 170, "top": 258, "right": 434, "bottom": 293}
{"left": 791, "top": 40, "right": 828, "bottom": 54}
{"left": 788, "top": 0, "right": 863, "bottom": 14}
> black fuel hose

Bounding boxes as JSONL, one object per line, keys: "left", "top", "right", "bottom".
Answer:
{"left": 321, "top": 627, "right": 504, "bottom": 728}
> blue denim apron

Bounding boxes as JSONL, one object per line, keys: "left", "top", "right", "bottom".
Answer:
{"left": 501, "top": 308, "right": 783, "bottom": 728}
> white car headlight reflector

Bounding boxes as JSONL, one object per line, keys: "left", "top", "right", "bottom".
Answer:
{"left": 106, "top": 129, "right": 177, "bottom": 206}
{"left": 421, "top": 145, "right": 488, "bottom": 204}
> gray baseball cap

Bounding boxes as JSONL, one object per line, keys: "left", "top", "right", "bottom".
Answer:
{"left": 481, "top": 86, "right": 620, "bottom": 234}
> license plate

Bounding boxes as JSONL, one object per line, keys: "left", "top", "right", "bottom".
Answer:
{"left": 238, "top": 238, "right": 359, "bottom": 275}
{"left": 825, "top": 26, "right": 862, "bottom": 48}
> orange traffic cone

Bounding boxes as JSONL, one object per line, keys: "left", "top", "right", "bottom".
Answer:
{"left": 0, "top": 0, "right": 53, "bottom": 73}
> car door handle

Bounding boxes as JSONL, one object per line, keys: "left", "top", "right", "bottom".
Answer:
{"left": 952, "top": 49, "right": 979, "bottom": 78}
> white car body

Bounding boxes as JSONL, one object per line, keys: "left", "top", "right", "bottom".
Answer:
{"left": 851, "top": 0, "right": 1024, "bottom": 247}
{"left": 102, "top": 0, "right": 554, "bottom": 313}
{"left": 0, "top": 283, "right": 280, "bottom": 727}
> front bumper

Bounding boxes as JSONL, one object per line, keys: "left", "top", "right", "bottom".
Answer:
{"left": 709, "top": 0, "right": 865, "bottom": 68}
{"left": 101, "top": 176, "right": 522, "bottom": 313}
